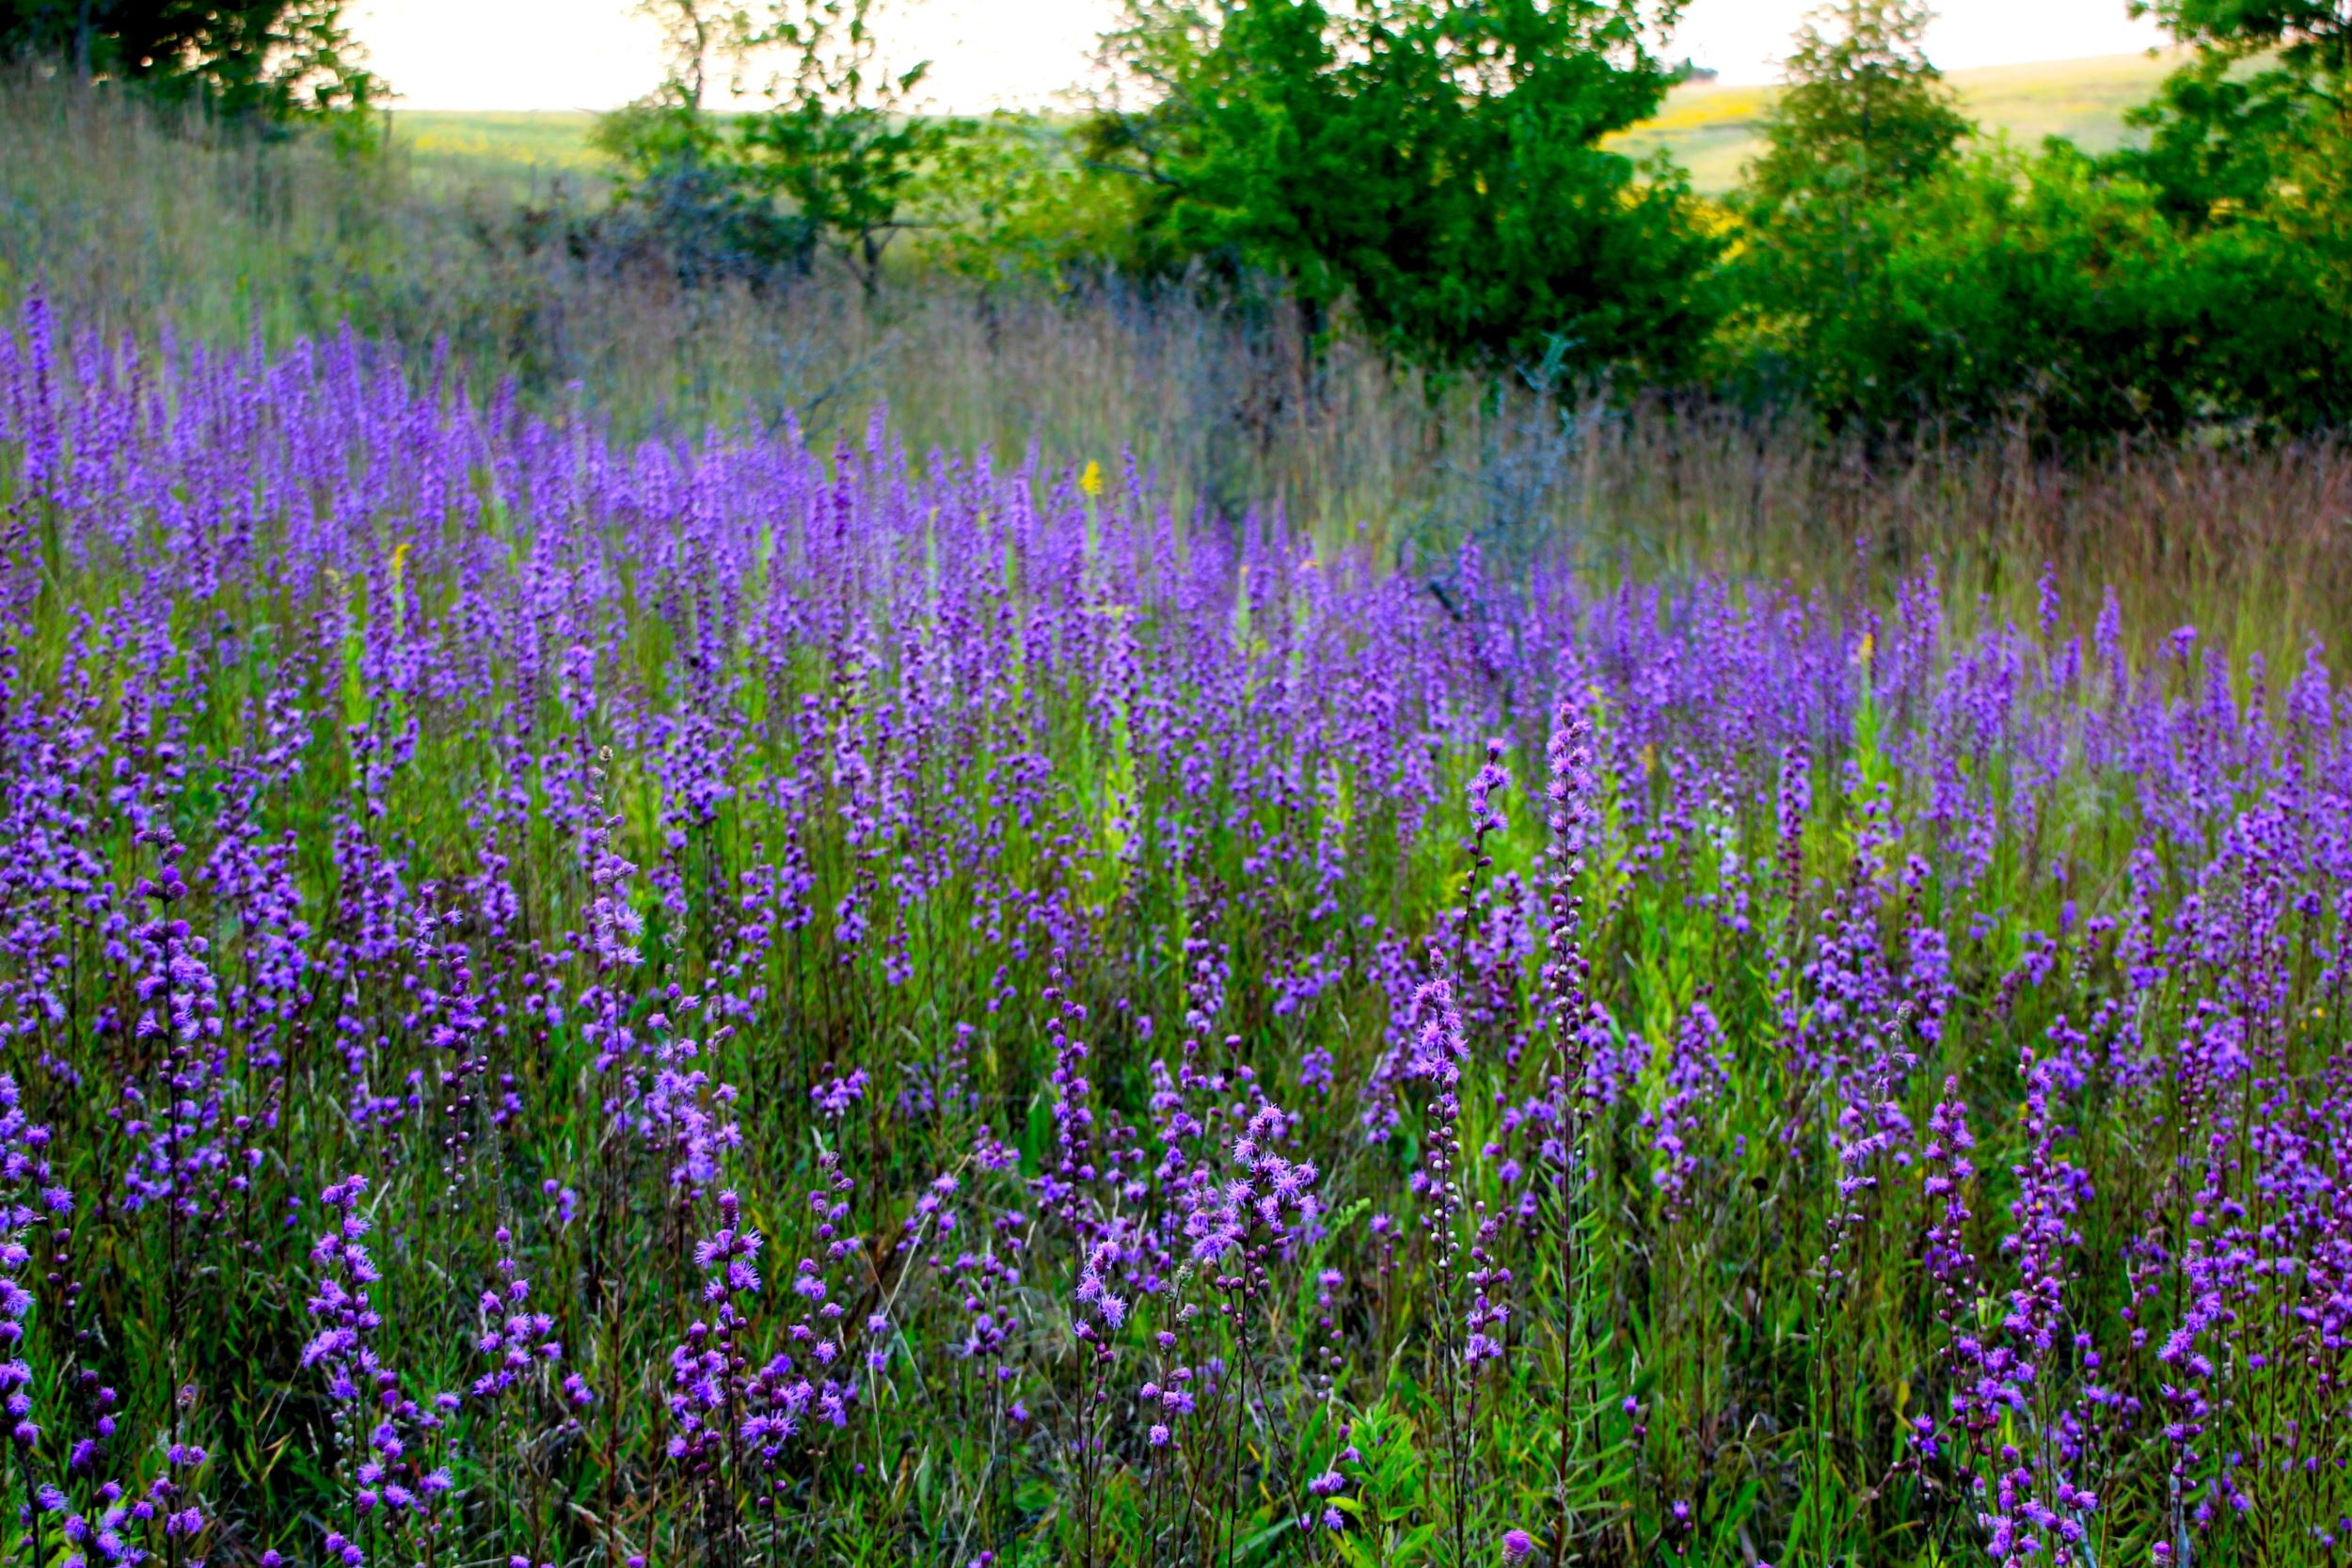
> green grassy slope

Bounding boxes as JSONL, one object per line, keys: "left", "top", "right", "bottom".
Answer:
{"left": 391, "top": 108, "right": 609, "bottom": 198}
{"left": 392, "top": 51, "right": 2184, "bottom": 198}
{"left": 1610, "top": 50, "right": 2185, "bottom": 192}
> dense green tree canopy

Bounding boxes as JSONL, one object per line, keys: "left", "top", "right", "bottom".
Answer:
{"left": 0, "top": 0, "right": 378, "bottom": 120}
{"left": 1086, "top": 0, "right": 1722, "bottom": 376}
{"left": 2118, "top": 0, "right": 2350, "bottom": 224}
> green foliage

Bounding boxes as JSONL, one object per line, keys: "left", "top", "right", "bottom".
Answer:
{"left": 2135, "top": 0, "right": 2352, "bottom": 78}
{"left": 0, "top": 0, "right": 383, "bottom": 129}
{"left": 605, "top": 146, "right": 822, "bottom": 282}
{"left": 2108, "top": 0, "right": 2352, "bottom": 389}
{"left": 915, "top": 113, "right": 1147, "bottom": 290}
{"left": 590, "top": 6, "right": 820, "bottom": 280}
{"left": 1724, "top": 0, "right": 1969, "bottom": 424}
{"left": 632, "top": 0, "right": 746, "bottom": 112}
{"left": 2114, "top": 0, "right": 2344, "bottom": 223}
{"left": 565, "top": 0, "right": 2352, "bottom": 438}
{"left": 591, "top": 80, "right": 820, "bottom": 283}
{"left": 731, "top": 0, "right": 952, "bottom": 296}
{"left": 2114, "top": 50, "right": 2321, "bottom": 225}
{"left": 596, "top": 0, "right": 974, "bottom": 296}
{"left": 1742, "top": 0, "right": 1973, "bottom": 214}
{"left": 1724, "top": 139, "right": 2350, "bottom": 436}
{"left": 593, "top": 87, "right": 726, "bottom": 176}
{"left": 1714, "top": 0, "right": 2352, "bottom": 438}
{"left": 1724, "top": 0, "right": 1971, "bottom": 421}
{"left": 1086, "top": 0, "right": 1722, "bottom": 377}
{"left": 1609, "top": 55, "right": 2184, "bottom": 198}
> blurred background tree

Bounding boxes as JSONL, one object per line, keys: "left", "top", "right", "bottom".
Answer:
{"left": 589, "top": 0, "right": 820, "bottom": 284}
{"left": 1722, "top": 0, "right": 1974, "bottom": 421}
{"left": 595, "top": 0, "right": 956, "bottom": 295}
{"left": 1742, "top": 0, "right": 1973, "bottom": 214}
{"left": 2122, "top": 0, "right": 2349, "bottom": 221}
{"left": 732, "top": 0, "right": 948, "bottom": 297}
{"left": 2113, "top": 0, "right": 2352, "bottom": 411}
{"left": 0, "top": 0, "right": 381, "bottom": 125}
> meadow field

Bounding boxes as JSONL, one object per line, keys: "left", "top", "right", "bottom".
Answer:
{"left": 1607, "top": 51, "right": 2181, "bottom": 193}
{"left": 389, "top": 51, "right": 2185, "bottom": 199}
{"left": 6, "top": 32, "right": 2352, "bottom": 1568}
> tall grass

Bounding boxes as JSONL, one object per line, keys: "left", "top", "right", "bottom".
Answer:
{"left": 5, "top": 285, "right": 2352, "bottom": 1568}
{"left": 2, "top": 61, "right": 2348, "bottom": 655}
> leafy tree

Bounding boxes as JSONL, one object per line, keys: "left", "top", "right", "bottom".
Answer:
{"left": 591, "top": 5, "right": 816, "bottom": 283}
{"left": 731, "top": 0, "right": 949, "bottom": 297}
{"left": 1716, "top": 0, "right": 2349, "bottom": 437}
{"left": 590, "top": 109, "right": 819, "bottom": 283}
{"left": 2117, "top": 2, "right": 2348, "bottom": 221}
{"left": 1743, "top": 0, "right": 1972, "bottom": 213}
{"left": 1721, "top": 0, "right": 1975, "bottom": 422}
{"left": 2102, "top": 0, "right": 2352, "bottom": 424}
{"left": 1729, "top": 0, "right": 1974, "bottom": 316}
{"left": 634, "top": 0, "right": 746, "bottom": 113}
{"left": 913, "top": 112, "right": 1138, "bottom": 290}
{"left": 0, "top": 0, "right": 382, "bottom": 125}
{"left": 1085, "top": 0, "right": 1721, "bottom": 378}
{"left": 597, "top": 0, "right": 954, "bottom": 297}
{"left": 595, "top": 2, "right": 746, "bottom": 180}
{"left": 2136, "top": 0, "right": 2350, "bottom": 100}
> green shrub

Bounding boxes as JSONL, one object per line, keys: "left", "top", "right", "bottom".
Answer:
{"left": 1081, "top": 0, "right": 1723, "bottom": 378}
{"left": 1721, "top": 138, "right": 2349, "bottom": 438}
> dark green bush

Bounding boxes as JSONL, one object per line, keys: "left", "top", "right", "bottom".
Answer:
{"left": 1721, "top": 140, "right": 2350, "bottom": 438}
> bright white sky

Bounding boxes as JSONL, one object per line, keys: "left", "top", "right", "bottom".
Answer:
{"left": 351, "top": 0, "right": 2171, "bottom": 113}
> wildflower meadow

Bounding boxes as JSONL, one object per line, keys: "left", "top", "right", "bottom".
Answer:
{"left": 1, "top": 291, "right": 2349, "bottom": 1568}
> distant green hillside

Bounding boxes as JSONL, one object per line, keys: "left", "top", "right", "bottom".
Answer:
{"left": 1612, "top": 50, "right": 2185, "bottom": 194}
{"left": 391, "top": 110, "right": 608, "bottom": 198}
{"left": 392, "top": 51, "right": 2187, "bottom": 200}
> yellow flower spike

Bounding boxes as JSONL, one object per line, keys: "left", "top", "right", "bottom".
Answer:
{"left": 1855, "top": 630, "right": 1875, "bottom": 669}
{"left": 1640, "top": 742, "right": 1657, "bottom": 778}
{"left": 387, "top": 541, "right": 412, "bottom": 649}
{"left": 1078, "top": 460, "right": 1103, "bottom": 499}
